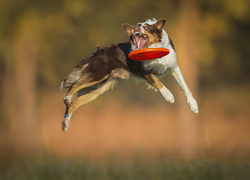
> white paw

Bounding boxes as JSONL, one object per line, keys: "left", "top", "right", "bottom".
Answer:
{"left": 64, "top": 95, "right": 72, "bottom": 103}
{"left": 160, "top": 86, "right": 175, "bottom": 103}
{"left": 62, "top": 113, "right": 72, "bottom": 132}
{"left": 187, "top": 95, "right": 199, "bottom": 114}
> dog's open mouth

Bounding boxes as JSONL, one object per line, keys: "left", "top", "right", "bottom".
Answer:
{"left": 134, "top": 32, "right": 148, "bottom": 50}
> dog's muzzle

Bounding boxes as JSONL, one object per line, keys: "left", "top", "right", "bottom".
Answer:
{"left": 133, "top": 25, "right": 148, "bottom": 50}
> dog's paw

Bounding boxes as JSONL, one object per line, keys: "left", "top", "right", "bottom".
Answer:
{"left": 160, "top": 86, "right": 175, "bottom": 103}
{"left": 63, "top": 95, "right": 72, "bottom": 107}
{"left": 62, "top": 114, "right": 72, "bottom": 132}
{"left": 187, "top": 95, "right": 199, "bottom": 114}
{"left": 64, "top": 99, "right": 72, "bottom": 107}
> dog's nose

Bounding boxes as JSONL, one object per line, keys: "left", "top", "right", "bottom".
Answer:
{"left": 134, "top": 25, "right": 141, "bottom": 32}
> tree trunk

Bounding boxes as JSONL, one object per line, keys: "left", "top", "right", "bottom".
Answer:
{"left": 177, "top": 0, "right": 201, "bottom": 159}
{"left": 4, "top": 14, "right": 40, "bottom": 156}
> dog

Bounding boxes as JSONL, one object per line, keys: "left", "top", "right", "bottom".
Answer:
{"left": 60, "top": 18, "right": 199, "bottom": 132}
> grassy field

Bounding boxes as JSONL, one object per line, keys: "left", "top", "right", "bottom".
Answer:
{"left": 1, "top": 158, "right": 249, "bottom": 180}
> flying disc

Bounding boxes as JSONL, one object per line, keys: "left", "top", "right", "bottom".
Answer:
{"left": 129, "top": 48, "right": 170, "bottom": 61}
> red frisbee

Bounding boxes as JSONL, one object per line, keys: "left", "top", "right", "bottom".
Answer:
{"left": 129, "top": 48, "right": 170, "bottom": 61}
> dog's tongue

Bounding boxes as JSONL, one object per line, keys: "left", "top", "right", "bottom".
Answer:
{"left": 135, "top": 35, "right": 148, "bottom": 49}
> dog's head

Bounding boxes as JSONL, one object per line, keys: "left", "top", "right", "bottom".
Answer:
{"left": 122, "top": 19, "right": 166, "bottom": 50}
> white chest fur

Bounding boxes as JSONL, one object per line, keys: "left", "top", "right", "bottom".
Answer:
{"left": 142, "top": 44, "right": 177, "bottom": 76}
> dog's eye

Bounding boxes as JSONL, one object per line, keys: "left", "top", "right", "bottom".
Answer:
{"left": 144, "top": 26, "right": 149, "bottom": 30}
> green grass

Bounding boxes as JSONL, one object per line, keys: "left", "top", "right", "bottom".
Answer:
{"left": 1, "top": 158, "right": 249, "bottom": 180}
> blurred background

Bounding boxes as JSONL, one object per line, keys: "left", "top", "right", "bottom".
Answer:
{"left": 0, "top": 0, "right": 250, "bottom": 178}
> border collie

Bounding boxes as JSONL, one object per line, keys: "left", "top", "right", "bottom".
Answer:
{"left": 60, "top": 18, "right": 199, "bottom": 132}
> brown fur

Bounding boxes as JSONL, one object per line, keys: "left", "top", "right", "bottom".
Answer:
{"left": 145, "top": 74, "right": 164, "bottom": 90}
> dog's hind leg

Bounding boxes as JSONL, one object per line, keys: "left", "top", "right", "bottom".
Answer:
{"left": 63, "top": 74, "right": 110, "bottom": 107}
{"left": 62, "top": 78, "right": 118, "bottom": 132}
{"left": 63, "top": 68, "right": 129, "bottom": 106}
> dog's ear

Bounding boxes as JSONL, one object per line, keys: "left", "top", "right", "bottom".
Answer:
{"left": 155, "top": 19, "right": 166, "bottom": 30}
{"left": 122, "top": 24, "right": 134, "bottom": 36}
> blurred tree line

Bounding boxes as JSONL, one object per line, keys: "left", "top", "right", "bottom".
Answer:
{"left": 199, "top": 0, "right": 250, "bottom": 89}
{"left": 0, "top": 0, "right": 249, "bottom": 91}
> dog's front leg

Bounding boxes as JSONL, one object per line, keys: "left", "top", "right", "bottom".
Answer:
{"left": 145, "top": 74, "right": 175, "bottom": 103}
{"left": 171, "top": 66, "right": 199, "bottom": 113}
